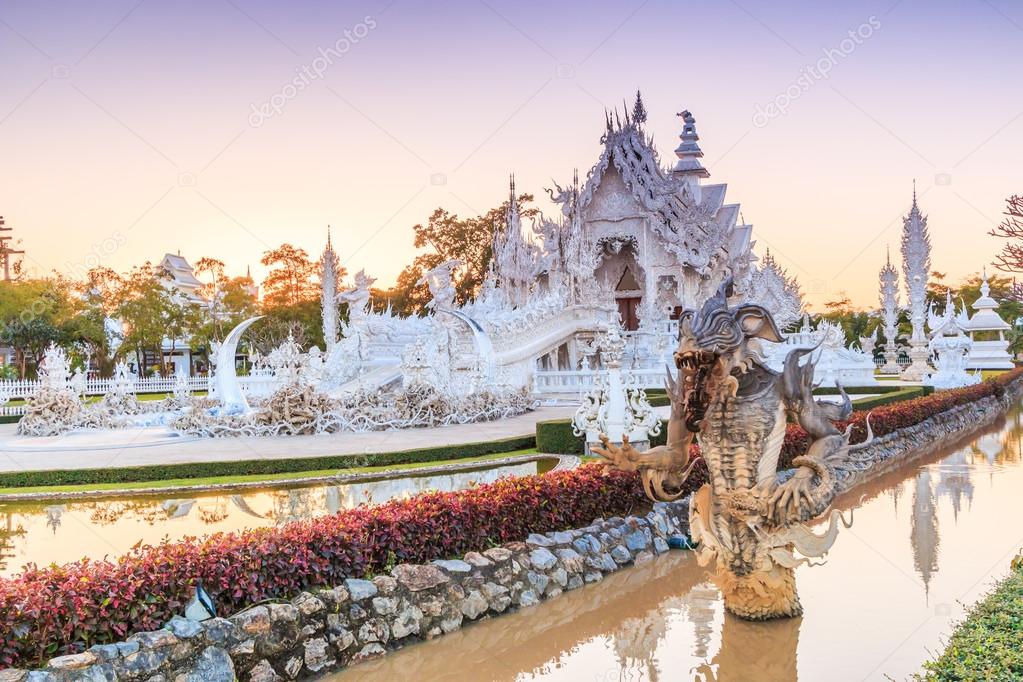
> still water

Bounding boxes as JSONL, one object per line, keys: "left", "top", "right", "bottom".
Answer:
{"left": 0, "top": 461, "right": 541, "bottom": 578}
{"left": 329, "top": 408, "right": 1023, "bottom": 682}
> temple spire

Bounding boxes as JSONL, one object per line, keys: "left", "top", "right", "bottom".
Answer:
{"left": 672, "top": 109, "right": 710, "bottom": 179}
{"left": 631, "top": 89, "right": 647, "bottom": 126}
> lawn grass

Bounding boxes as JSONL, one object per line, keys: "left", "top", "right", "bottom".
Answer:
{"left": 0, "top": 448, "right": 541, "bottom": 496}
{"left": 916, "top": 557, "right": 1023, "bottom": 681}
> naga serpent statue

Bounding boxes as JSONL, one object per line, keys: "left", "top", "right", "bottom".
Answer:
{"left": 594, "top": 280, "right": 871, "bottom": 620}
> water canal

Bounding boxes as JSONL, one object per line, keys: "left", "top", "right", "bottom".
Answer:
{"left": 0, "top": 459, "right": 550, "bottom": 578}
{"left": 328, "top": 407, "right": 1023, "bottom": 681}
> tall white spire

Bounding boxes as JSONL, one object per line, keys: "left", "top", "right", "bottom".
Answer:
{"left": 879, "top": 245, "right": 902, "bottom": 374}
{"left": 900, "top": 182, "right": 932, "bottom": 380}
{"left": 320, "top": 226, "right": 340, "bottom": 350}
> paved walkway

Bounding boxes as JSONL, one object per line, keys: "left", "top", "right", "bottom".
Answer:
{"left": 0, "top": 407, "right": 576, "bottom": 473}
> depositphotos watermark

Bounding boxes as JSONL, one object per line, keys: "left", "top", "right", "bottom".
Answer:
{"left": 249, "top": 16, "right": 377, "bottom": 127}
{"left": 752, "top": 16, "right": 881, "bottom": 128}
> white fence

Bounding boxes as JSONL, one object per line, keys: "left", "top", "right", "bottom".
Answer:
{"left": 0, "top": 374, "right": 285, "bottom": 417}
{"left": 533, "top": 367, "right": 673, "bottom": 395}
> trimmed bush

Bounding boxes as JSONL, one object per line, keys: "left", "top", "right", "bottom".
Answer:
{"left": 0, "top": 464, "right": 647, "bottom": 668}
{"left": 0, "top": 435, "right": 535, "bottom": 489}
{"left": 536, "top": 419, "right": 583, "bottom": 454}
{"left": 851, "top": 386, "right": 927, "bottom": 410}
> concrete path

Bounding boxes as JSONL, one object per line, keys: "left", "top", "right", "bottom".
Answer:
{"left": 0, "top": 407, "right": 576, "bottom": 473}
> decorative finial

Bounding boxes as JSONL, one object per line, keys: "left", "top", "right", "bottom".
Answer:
{"left": 912, "top": 179, "right": 918, "bottom": 209}
{"left": 632, "top": 89, "right": 647, "bottom": 125}
{"left": 886, "top": 244, "right": 890, "bottom": 265}
{"left": 326, "top": 225, "right": 332, "bottom": 250}
{"left": 672, "top": 108, "right": 709, "bottom": 179}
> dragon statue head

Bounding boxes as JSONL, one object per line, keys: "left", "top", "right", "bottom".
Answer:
{"left": 671, "top": 278, "right": 783, "bottom": 431}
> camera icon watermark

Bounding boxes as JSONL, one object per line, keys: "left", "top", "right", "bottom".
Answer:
{"left": 177, "top": 172, "right": 197, "bottom": 187}
{"left": 935, "top": 173, "right": 952, "bottom": 186}
{"left": 430, "top": 173, "right": 447, "bottom": 186}
{"left": 556, "top": 63, "right": 575, "bottom": 79}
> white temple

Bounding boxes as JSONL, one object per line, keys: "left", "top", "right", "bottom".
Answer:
{"left": 310, "top": 94, "right": 805, "bottom": 398}
{"left": 964, "top": 270, "right": 1014, "bottom": 370}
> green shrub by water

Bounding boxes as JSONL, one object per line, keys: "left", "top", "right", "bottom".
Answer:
{"left": 916, "top": 557, "right": 1023, "bottom": 681}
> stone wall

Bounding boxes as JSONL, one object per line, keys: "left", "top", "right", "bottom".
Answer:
{"left": 841, "top": 380, "right": 1023, "bottom": 495}
{"left": 2, "top": 503, "right": 689, "bottom": 682}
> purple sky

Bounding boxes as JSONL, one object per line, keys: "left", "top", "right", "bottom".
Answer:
{"left": 1, "top": 0, "right": 1021, "bottom": 308}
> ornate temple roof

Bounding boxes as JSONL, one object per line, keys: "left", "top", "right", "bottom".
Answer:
{"left": 572, "top": 93, "right": 750, "bottom": 276}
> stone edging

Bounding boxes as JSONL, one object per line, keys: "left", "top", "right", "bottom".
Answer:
{"left": 0, "top": 454, "right": 574, "bottom": 503}
{"left": 2, "top": 502, "right": 689, "bottom": 682}
{"left": 839, "top": 380, "right": 1023, "bottom": 495}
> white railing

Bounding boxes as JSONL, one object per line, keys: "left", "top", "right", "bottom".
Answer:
{"left": 533, "top": 366, "right": 674, "bottom": 395}
{"left": 872, "top": 357, "right": 912, "bottom": 369}
{"left": 0, "top": 373, "right": 286, "bottom": 418}
{"left": 0, "top": 376, "right": 210, "bottom": 399}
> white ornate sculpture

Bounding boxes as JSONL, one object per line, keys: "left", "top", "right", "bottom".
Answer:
{"left": 760, "top": 316, "right": 877, "bottom": 387}
{"left": 925, "top": 292, "right": 979, "bottom": 389}
{"left": 858, "top": 327, "right": 877, "bottom": 357}
{"left": 491, "top": 176, "right": 539, "bottom": 308}
{"left": 417, "top": 259, "right": 462, "bottom": 311}
{"left": 964, "top": 269, "right": 1014, "bottom": 369}
{"left": 901, "top": 185, "right": 933, "bottom": 380}
{"left": 878, "top": 251, "right": 903, "bottom": 374}
{"left": 173, "top": 366, "right": 191, "bottom": 400}
{"left": 320, "top": 228, "right": 341, "bottom": 351}
{"left": 573, "top": 324, "right": 661, "bottom": 451}
{"left": 744, "top": 249, "right": 803, "bottom": 330}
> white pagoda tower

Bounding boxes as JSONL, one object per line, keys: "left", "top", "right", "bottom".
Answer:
{"left": 879, "top": 247, "right": 902, "bottom": 374}
{"left": 900, "top": 184, "right": 932, "bottom": 381}
{"left": 965, "top": 269, "right": 1014, "bottom": 369}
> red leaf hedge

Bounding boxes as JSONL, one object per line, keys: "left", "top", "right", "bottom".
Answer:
{"left": 0, "top": 465, "right": 649, "bottom": 668}
{"left": 0, "top": 367, "right": 1018, "bottom": 669}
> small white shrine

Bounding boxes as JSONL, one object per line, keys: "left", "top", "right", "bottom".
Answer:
{"left": 964, "top": 270, "right": 1014, "bottom": 370}
{"left": 925, "top": 292, "right": 979, "bottom": 389}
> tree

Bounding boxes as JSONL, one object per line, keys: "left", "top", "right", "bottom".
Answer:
{"left": 389, "top": 194, "right": 539, "bottom": 316}
{"left": 820, "top": 293, "right": 879, "bottom": 348}
{"left": 0, "top": 277, "right": 80, "bottom": 378}
{"left": 260, "top": 245, "right": 320, "bottom": 309}
{"left": 259, "top": 244, "right": 325, "bottom": 350}
{"left": 990, "top": 195, "right": 1023, "bottom": 295}
{"left": 113, "top": 263, "right": 176, "bottom": 376}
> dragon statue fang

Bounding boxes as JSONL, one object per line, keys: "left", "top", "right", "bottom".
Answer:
{"left": 594, "top": 279, "right": 871, "bottom": 620}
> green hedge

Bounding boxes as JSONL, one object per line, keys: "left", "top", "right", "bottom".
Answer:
{"left": 536, "top": 418, "right": 668, "bottom": 454}
{"left": 851, "top": 386, "right": 931, "bottom": 410}
{"left": 0, "top": 415, "right": 19, "bottom": 424}
{"left": 0, "top": 435, "right": 536, "bottom": 489}
{"left": 536, "top": 419, "right": 583, "bottom": 455}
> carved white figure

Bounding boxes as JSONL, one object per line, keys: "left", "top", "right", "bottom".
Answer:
{"left": 417, "top": 259, "right": 462, "bottom": 311}
{"left": 926, "top": 292, "right": 979, "bottom": 389}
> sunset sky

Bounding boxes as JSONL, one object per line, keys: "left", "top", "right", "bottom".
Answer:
{"left": 1, "top": 0, "right": 1021, "bottom": 309}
